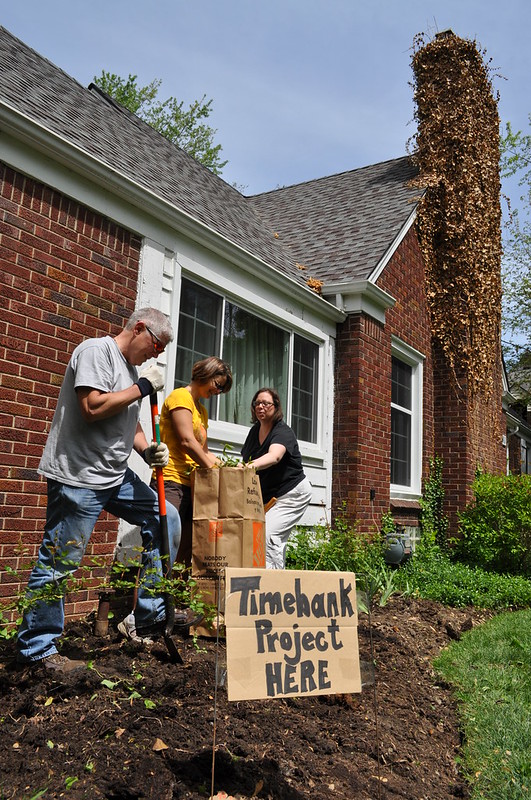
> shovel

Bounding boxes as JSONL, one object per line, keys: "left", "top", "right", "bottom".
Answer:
{"left": 150, "top": 392, "right": 183, "bottom": 664}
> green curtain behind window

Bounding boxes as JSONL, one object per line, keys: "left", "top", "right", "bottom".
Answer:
{"left": 220, "top": 303, "right": 289, "bottom": 425}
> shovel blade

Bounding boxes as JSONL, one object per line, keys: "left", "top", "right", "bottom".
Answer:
{"left": 163, "top": 633, "right": 184, "bottom": 664}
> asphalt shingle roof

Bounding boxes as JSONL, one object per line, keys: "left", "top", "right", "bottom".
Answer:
{"left": 0, "top": 25, "right": 420, "bottom": 291}
{"left": 0, "top": 26, "right": 301, "bottom": 280}
{"left": 249, "top": 157, "right": 420, "bottom": 284}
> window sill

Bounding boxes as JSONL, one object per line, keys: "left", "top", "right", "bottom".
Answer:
{"left": 390, "top": 498, "right": 421, "bottom": 511}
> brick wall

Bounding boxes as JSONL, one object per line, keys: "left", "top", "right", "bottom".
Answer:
{"left": 332, "top": 226, "right": 433, "bottom": 535}
{"left": 378, "top": 224, "right": 435, "bottom": 510}
{"left": 378, "top": 221, "right": 504, "bottom": 536}
{"left": 352, "top": 217, "right": 504, "bottom": 537}
{"left": 0, "top": 163, "right": 142, "bottom": 619}
{"left": 382, "top": 222, "right": 504, "bottom": 536}
{"left": 333, "top": 312, "right": 391, "bottom": 533}
{"left": 433, "top": 344, "right": 506, "bottom": 531}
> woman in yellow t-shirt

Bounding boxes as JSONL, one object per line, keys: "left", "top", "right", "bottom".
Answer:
{"left": 156, "top": 357, "right": 233, "bottom": 567}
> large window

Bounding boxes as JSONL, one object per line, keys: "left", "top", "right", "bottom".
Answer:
{"left": 221, "top": 303, "right": 289, "bottom": 426}
{"left": 390, "top": 340, "right": 423, "bottom": 495}
{"left": 521, "top": 439, "right": 531, "bottom": 475}
{"left": 391, "top": 358, "right": 412, "bottom": 485}
{"left": 292, "top": 334, "right": 318, "bottom": 443}
{"left": 175, "top": 280, "right": 222, "bottom": 384}
{"left": 175, "top": 278, "right": 319, "bottom": 442}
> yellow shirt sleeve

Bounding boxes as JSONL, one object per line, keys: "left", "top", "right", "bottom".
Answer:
{"left": 157, "top": 387, "right": 208, "bottom": 486}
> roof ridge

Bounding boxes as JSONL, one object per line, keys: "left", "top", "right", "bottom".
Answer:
{"left": 249, "top": 155, "right": 414, "bottom": 198}
{"left": 0, "top": 24, "right": 90, "bottom": 96}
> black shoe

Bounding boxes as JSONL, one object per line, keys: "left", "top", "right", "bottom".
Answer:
{"left": 173, "top": 608, "right": 205, "bottom": 629}
{"left": 136, "top": 608, "right": 204, "bottom": 638}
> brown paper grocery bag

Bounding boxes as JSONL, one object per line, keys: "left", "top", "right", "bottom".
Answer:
{"left": 191, "top": 467, "right": 266, "bottom": 637}
{"left": 192, "top": 467, "right": 265, "bottom": 521}
{"left": 218, "top": 467, "right": 265, "bottom": 519}
{"left": 192, "top": 466, "right": 266, "bottom": 604}
{"left": 191, "top": 467, "right": 219, "bottom": 519}
{"left": 192, "top": 518, "right": 266, "bottom": 576}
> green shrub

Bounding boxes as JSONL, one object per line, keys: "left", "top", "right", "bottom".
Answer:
{"left": 286, "top": 508, "right": 384, "bottom": 575}
{"left": 454, "top": 473, "right": 531, "bottom": 576}
{"left": 285, "top": 507, "right": 397, "bottom": 606}
{"left": 0, "top": 555, "right": 206, "bottom": 642}
{"left": 395, "top": 542, "right": 531, "bottom": 609}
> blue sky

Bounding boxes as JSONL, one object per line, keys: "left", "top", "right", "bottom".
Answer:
{"left": 2, "top": 0, "right": 530, "bottom": 202}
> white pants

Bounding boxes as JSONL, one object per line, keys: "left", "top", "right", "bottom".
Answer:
{"left": 265, "top": 477, "right": 312, "bottom": 569}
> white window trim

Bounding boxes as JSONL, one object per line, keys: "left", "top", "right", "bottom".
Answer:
{"left": 521, "top": 437, "right": 531, "bottom": 475}
{"left": 390, "top": 337, "right": 424, "bottom": 499}
{"left": 175, "top": 271, "right": 329, "bottom": 458}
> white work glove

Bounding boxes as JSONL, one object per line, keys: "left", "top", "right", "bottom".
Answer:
{"left": 143, "top": 442, "right": 169, "bottom": 468}
{"left": 135, "top": 365, "right": 165, "bottom": 397}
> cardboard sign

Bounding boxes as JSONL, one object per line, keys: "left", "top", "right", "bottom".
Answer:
{"left": 225, "top": 568, "right": 361, "bottom": 701}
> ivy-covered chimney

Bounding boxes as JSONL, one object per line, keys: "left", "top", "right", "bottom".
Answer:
{"left": 410, "top": 31, "right": 506, "bottom": 526}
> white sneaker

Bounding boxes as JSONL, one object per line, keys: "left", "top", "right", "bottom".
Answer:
{"left": 117, "top": 613, "right": 153, "bottom": 644}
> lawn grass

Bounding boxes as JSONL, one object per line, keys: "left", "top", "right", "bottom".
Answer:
{"left": 434, "top": 609, "right": 531, "bottom": 800}
{"left": 287, "top": 522, "right": 531, "bottom": 797}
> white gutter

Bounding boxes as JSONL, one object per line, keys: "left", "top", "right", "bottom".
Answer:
{"left": 321, "top": 279, "right": 395, "bottom": 324}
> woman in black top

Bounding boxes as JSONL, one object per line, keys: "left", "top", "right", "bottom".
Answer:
{"left": 241, "top": 388, "right": 312, "bottom": 568}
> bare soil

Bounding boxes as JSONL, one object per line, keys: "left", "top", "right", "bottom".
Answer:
{"left": 0, "top": 595, "right": 493, "bottom": 800}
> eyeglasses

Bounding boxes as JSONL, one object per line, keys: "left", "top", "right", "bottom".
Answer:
{"left": 146, "top": 326, "right": 165, "bottom": 355}
{"left": 253, "top": 400, "right": 274, "bottom": 408}
{"left": 212, "top": 378, "right": 226, "bottom": 392}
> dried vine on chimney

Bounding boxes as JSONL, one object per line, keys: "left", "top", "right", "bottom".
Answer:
{"left": 409, "top": 31, "right": 502, "bottom": 401}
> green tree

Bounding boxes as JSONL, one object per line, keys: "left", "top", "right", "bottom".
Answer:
{"left": 500, "top": 117, "right": 531, "bottom": 390}
{"left": 93, "top": 71, "right": 227, "bottom": 175}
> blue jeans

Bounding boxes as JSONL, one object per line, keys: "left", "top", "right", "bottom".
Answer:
{"left": 17, "top": 468, "right": 181, "bottom": 662}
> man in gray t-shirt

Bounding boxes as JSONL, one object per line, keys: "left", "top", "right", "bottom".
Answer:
{"left": 17, "top": 308, "right": 183, "bottom": 673}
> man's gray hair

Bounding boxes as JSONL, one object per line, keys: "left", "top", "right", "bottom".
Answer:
{"left": 125, "top": 308, "right": 174, "bottom": 341}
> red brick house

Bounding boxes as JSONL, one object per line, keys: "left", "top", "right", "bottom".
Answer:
{"left": 504, "top": 366, "right": 531, "bottom": 476}
{"left": 0, "top": 26, "right": 507, "bottom": 614}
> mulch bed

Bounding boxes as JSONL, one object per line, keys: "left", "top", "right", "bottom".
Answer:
{"left": 0, "top": 595, "right": 493, "bottom": 799}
